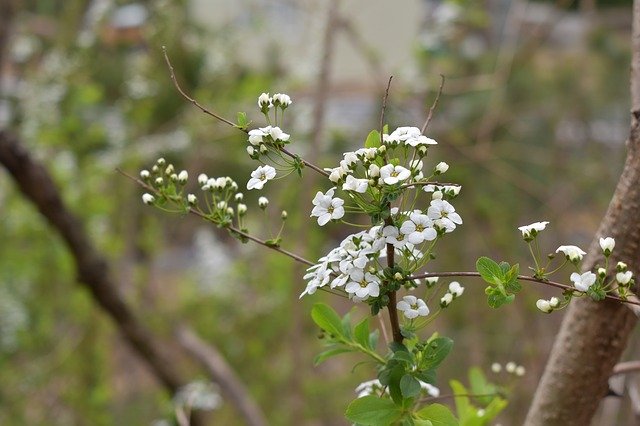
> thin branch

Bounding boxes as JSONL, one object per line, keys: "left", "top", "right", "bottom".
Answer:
{"left": 421, "top": 75, "right": 445, "bottom": 134}
{"left": 162, "top": 46, "right": 239, "bottom": 129}
{"left": 379, "top": 76, "right": 393, "bottom": 138}
{"left": 409, "top": 271, "right": 640, "bottom": 308}
{"left": 422, "top": 392, "right": 502, "bottom": 403}
{"left": 279, "top": 146, "right": 330, "bottom": 178}
{"left": 612, "top": 361, "right": 640, "bottom": 376}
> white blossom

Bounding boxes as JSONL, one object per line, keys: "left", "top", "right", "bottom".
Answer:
{"left": 310, "top": 188, "right": 345, "bottom": 226}
{"left": 599, "top": 237, "right": 615, "bottom": 255}
{"left": 187, "top": 194, "right": 197, "bottom": 205}
{"left": 549, "top": 297, "right": 560, "bottom": 308}
{"left": 440, "top": 292, "right": 453, "bottom": 307}
{"left": 258, "top": 196, "right": 269, "bottom": 208}
{"left": 515, "top": 366, "right": 526, "bottom": 377}
{"left": 435, "top": 162, "right": 449, "bottom": 174}
{"left": 383, "top": 126, "right": 437, "bottom": 147}
{"left": 342, "top": 174, "right": 369, "bottom": 193}
{"left": 258, "top": 92, "right": 272, "bottom": 109}
{"left": 345, "top": 270, "right": 380, "bottom": 300}
{"left": 427, "top": 199, "right": 462, "bottom": 232}
{"left": 419, "top": 381, "right": 440, "bottom": 397}
{"left": 248, "top": 129, "right": 265, "bottom": 145}
{"left": 178, "top": 170, "right": 188, "bottom": 184}
{"left": 140, "top": 169, "right": 150, "bottom": 179}
{"left": 382, "top": 225, "right": 408, "bottom": 248}
{"left": 397, "top": 295, "right": 430, "bottom": 319}
{"left": 272, "top": 93, "right": 292, "bottom": 107}
{"left": 380, "top": 164, "right": 411, "bottom": 185}
{"left": 368, "top": 164, "right": 380, "bottom": 178}
{"left": 570, "top": 271, "right": 596, "bottom": 292}
{"left": 536, "top": 299, "right": 552, "bottom": 313}
{"left": 399, "top": 213, "right": 437, "bottom": 245}
{"left": 518, "top": 221, "right": 549, "bottom": 239}
{"left": 355, "top": 379, "right": 386, "bottom": 398}
{"left": 505, "top": 362, "right": 517, "bottom": 373}
{"left": 556, "top": 245, "right": 586, "bottom": 262}
{"left": 198, "top": 173, "right": 208, "bottom": 185}
{"left": 491, "top": 363, "right": 502, "bottom": 373}
{"left": 448, "top": 281, "right": 464, "bottom": 297}
{"left": 247, "top": 165, "right": 276, "bottom": 190}
{"left": 617, "top": 271, "right": 633, "bottom": 285}
{"left": 142, "top": 193, "right": 155, "bottom": 205}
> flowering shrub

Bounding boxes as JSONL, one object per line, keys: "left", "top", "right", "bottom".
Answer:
{"left": 130, "top": 87, "right": 638, "bottom": 425}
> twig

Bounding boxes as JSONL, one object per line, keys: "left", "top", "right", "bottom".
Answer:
{"left": 162, "top": 46, "right": 239, "bottom": 130}
{"left": 379, "top": 76, "right": 393, "bottom": 139}
{"left": 280, "top": 146, "right": 330, "bottom": 178}
{"left": 409, "top": 271, "right": 640, "bottom": 308}
{"left": 421, "top": 75, "right": 445, "bottom": 134}
{"left": 612, "top": 361, "right": 640, "bottom": 376}
{"left": 422, "top": 392, "right": 502, "bottom": 403}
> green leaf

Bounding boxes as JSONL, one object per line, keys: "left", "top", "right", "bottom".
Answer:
{"left": 449, "top": 380, "right": 474, "bottom": 425}
{"left": 264, "top": 238, "right": 281, "bottom": 248}
{"left": 236, "top": 111, "right": 249, "bottom": 129}
{"left": 421, "top": 337, "right": 453, "bottom": 370}
{"left": 313, "top": 347, "right": 354, "bottom": 365}
{"left": 479, "top": 397, "right": 508, "bottom": 422}
{"left": 311, "top": 303, "right": 345, "bottom": 338}
{"left": 341, "top": 311, "right": 353, "bottom": 339}
{"left": 486, "top": 290, "right": 514, "bottom": 309}
{"left": 354, "top": 317, "right": 371, "bottom": 349}
{"left": 369, "top": 329, "right": 379, "bottom": 350}
{"left": 468, "top": 367, "right": 497, "bottom": 406}
{"left": 345, "top": 396, "right": 402, "bottom": 426}
{"left": 392, "top": 350, "right": 415, "bottom": 365}
{"left": 365, "top": 130, "right": 381, "bottom": 148}
{"left": 416, "top": 404, "right": 459, "bottom": 426}
{"left": 400, "top": 374, "right": 421, "bottom": 398}
{"left": 476, "top": 257, "right": 504, "bottom": 286}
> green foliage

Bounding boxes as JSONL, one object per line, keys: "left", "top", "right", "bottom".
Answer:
{"left": 476, "top": 257, "right": 521, "bottom": 308}
{"left": 415, "top": 404, "right": 458, "bottom": 426}
{"left": 365, "top": 130, "right": 382, "bottom": 148}
{"left": 346, "top": 396, "right": 403, "bottom": 425}
{"left": 449, "top": 368, "right": 507, "bottom": 426}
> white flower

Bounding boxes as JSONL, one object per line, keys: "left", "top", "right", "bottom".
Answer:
{"left": 426, "top": 277, "right": 439, "bottom": 287}
{"left": 570, "top": 271, "right": 596, "bottom": 292}
{"left": 197, "top": 173, "right": 208, "bottom": 185}
{"left": 248, "top": 129, "right": 265, "bottom": 145}
{"left": 155, "top": 177, "right": 163, "bottom": 186}
{"left": 342, "top": 174, "right": 369, "bottom": 193}
{"left": 272, "top": 93, "right": 292, "bottom": 107}
{"left": 599, "top": 237, "right": 615, "bottom": 255}
{"left": 355, "top": 379, "right": 385, "bottom": 398}
{"left": 247, "top": 165, "right": 276, "bottom": 190}
{"left": 258, "top": 196, "right": 269, "bottom": 208}
{"left": 448, "top": 281, "right": 464, "bottom": 297}
{"left": 235, "top": 193, "right": 243, "bottom": 202}
{"left": 384, "top": 126, "right": 437, "bottom": 147}
{"left": 368, "top": 164, "right": 380, "bottom": 178}
{"left": 419, "top": 381, "right": 440, "bottom": 397}
{"left": 397, "top": 295, "right": 430, "bottom": 319}
{"left": 140, "top": 169, "right": 150, "bottom": 179}
{"left": 345, "top": 270, "right": 380, "bottom": 300}
{"left": 258, "top": 92, "right": 272, "bottom": 109}
{"left": 187, "top": 194, "right": 197, "bottom": 205}
{"left": 435, "top": 162, "right": 449, "bottom": 174}
{"left": 382, "top": 225, "right": 408, "bottom": 248}
{"left": 440, "top": 292, "right": 453, "bottom": 307}
{"left": 556, "top": 245, "right": 587, "bottom": 262}
{"left": 178, "top": 170, "right": 188, "bottom": 184}
{"left": 549, "top": 297, "right": 560, "bottom": 308}
{"left": 311, "top": 188, "right": 345, "bottom": 226}
{"left": 400, "top": 213, "right": 437, "bottom": 245}
{"left": 142, "top": 193, "right": 155, "bottom": 205}
{"left": 491, "top": 363, "right": 502, "bottom": 373}
{"left": 263, "top": 126, "right": 290, "bottom": 142}
{"left": 380, "top": 164, "right": 411, "bottom": 185}
{"left": 536, "top": 299, "right": 552, "bottom": 313}
{"left": 617, "top": 271, "right": 633, "bottom": 285}
{"left": 518, "top": 221, "right": 549, "bottom": 239}
{"left": 427, "top": 199, "right": 462, "bottom": 232}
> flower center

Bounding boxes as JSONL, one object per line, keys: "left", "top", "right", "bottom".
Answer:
{"left": 260, "top": 172, "right": 267, "bottom": 181}
{"left": 391, "top": 171, "right": 399, "bottom": 177}
{"left": 328, "top": 206, "right": 334, "bottom": 214}
{"left": 416, "top": 225, "right": 424, "bottom": 232}
{"left": 359, "top": 280, "right": 368, "bottom": 288}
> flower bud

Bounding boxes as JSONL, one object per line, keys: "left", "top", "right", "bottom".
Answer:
{"left": 258, "top": 196, "right": 269, "bottom": 209}
{"left": 238, "top": 203, "right": 247, "bottom": 215}
{"left": 154, "top": 177, "right": 164, "bottom": 186}
{"left": 549, "top": 297, "right": 560, "bottom": 308}
{"left": 617, "top": 261, "right": 628, "bottom": 272}
{"left": 426, "top": 277, "right": 439, "bottom": 288}
{"left": 165, "top": 164, "right": 174, "bottom": 175}
{"left": 142, "top": 193, "right": 155, "bottom": 205}
{"left": 617, "top": 271, "right": 633, "bottom": 285}
{"left": 152, "top": 165, "right": 159, "bottom": 173}
{"left": 140, "top": 169, "right": 150, "bottom": 180}
{"left": 198, "top": 173, "right": 208, "bottom": 185}
{"left": 440, "top": 292, "right": 453, "bottom": 307}
{"left": 432, "top": 190, "right": 443, "bottom": 200}
{"left": 156, "top": 157, "right": 166, "bottom": 166}
{"left": 536, "top": 299, "right": 552, "bottom": 313}
{"left": 226, "top": 207, "right": 234, "bottom": 215}
{"left": 247, "top": 146, "right": 256, "bottom": 157}
{"left": 260, "top": 144, "right": 269, "bottom": 154}
{"left": 505, "top": 362, "right": 517, "bottom": 373}
{"left": 491, "top": 363, "right": 502, "bottom": 373}
{"left": 281, "top": 210, "right": 288, "bottom": 220}
{"left": 170, "top": 173, "right": 178, "bottom": 182}
{"left": 515, "top": 366, "right": 526, "bottom": 377}
{"left": 178, "top": 170, "right": 188, "bottom": 184}
{"left": 597, "top": 267, "right": 607, "bottom": 278}
{"left": 599, "top": 237, "right": 615, "bottom": 256}
{"left": 235, "top": 193, "right": 244, "bottom": 202}
{"left": 434, "top": 162, "right": 449, "bottom": 174}
{"left": 394, "top": 272, "right": 403, "bottom": 281}
{"left": 187, "top": 194, "right": 197, "bottom": 205}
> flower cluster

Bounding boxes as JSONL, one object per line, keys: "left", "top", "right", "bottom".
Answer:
{"left": 491, "top": 361, "right": 526, "bottom": 377}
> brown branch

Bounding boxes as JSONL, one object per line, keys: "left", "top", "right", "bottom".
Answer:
{"left": 379, "top": 76, "right": 393, "bottom": 139}
{"left": 175, "top": 326, "right": 267, "bottom": 426}
{"left": 421, "top": 75, "right": 445, "bottom": 134}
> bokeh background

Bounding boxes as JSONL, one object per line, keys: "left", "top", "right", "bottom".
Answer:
{"left": 0, "top": 0, "right": 637, "bottom": 424}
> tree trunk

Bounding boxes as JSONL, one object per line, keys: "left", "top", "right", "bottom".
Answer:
{"left": 525, "top": 3, "right": 640, "bottom": 424}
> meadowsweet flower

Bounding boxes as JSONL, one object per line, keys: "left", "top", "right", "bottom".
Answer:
{"left": 247, "top": 165, "right": 276, "bottom": 190}
{"left": 380, "top": 164, "right": 411, "bottom": 185}
{"left": 536, "top": 299, "right": 552, "bottom": 313}
{"left": 342, "top": 174, "right": 369, "bottom": 193}
{"left": 448, "top": 281, "right": 464, "bottom": 297}
{"left": 570, "top": 271, "right": 596, "bottom": 292}
{"left": 617, "top": 271, "right": 633, "bottom": 285}
{"left": 397, "top": 295, "right": 430, "bottom": 319}
{"left": 434, "top": 162, "right": 449, "bottom": 174}
{"left": 382, "top": 225, "right": 408, "bottom": 248}
{"left": 142, "top": 193, "right": 155, "bottom": 205}
{"left": 556, "top": 245, "right": 586, "bottom": 262}
{"left": 311, "top": 188, "right": 345, "bottom": 226}
{"left": 427, "top": 199, "right": 462, "bottom": 232}
{"left": 599, "top": 237, "right": 615, "bottom": 256}
{"left": 345, "top": 270, "right": 380, "bottom": 300}
{"left": 400, "top": 213, "right": 436, "bottom": 244}
{"left": 383, "top": 126, "right": 437, "bottom": 147}
{"left": 258, "top": 196, "right": 269, "bottom": 209}
{"left": 518, "top": 221, "right": 549, "bottom": 240}
{"left": 272, "top": 93, "right": 292, "bottom": 107}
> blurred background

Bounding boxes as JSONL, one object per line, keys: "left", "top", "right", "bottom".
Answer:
{"left": 0, "top": 0, "right": 636, "bottom": 424}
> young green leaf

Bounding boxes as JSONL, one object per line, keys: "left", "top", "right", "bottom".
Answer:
{"left": 354, "top": 317, "right": 371, "bottom": 349}
{"left": 476, "top": 257, "right": 504, "bottom": 286}
{"left": 311, "top": 303, "right": 345, "bottom": 338}
{"left": 365, "top": 130, "right": 381, "bottom": 148}
{"left": 421, "top": 337, "right": 453, "bottom": 371}
{"left": 236, "top": 111, "right": 249, "bottom": 129}
{"left": 314, "top": 347, "right": 354, "bottom": 365}
{"left": 449, "top": 380, "right": 473, "bottom": 425}
{"left": 345, "top": 396, "right": 403, "bottom": 425}
{"left": 415, "top": 403, "right": 458, "bottom": 426}
{"left": 400, "top": 374, "right": 421, "bottom": 398}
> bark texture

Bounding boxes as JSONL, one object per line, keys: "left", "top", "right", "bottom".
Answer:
{"left": 525, "top": 3, "right": 640, "bottom": 424}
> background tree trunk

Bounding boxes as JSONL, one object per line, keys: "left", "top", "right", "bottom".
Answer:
{"left": 525, "top": 2, "right": 640, "bottom": 424}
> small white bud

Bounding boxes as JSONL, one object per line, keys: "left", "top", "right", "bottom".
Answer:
{"left": 259, "top": 144, "right": 269, "bottom": 154}
{"left": 217, "top": 201, "right": 227, "bottom": 210}
{"left": 170, "top": 173, "right": 178, "bottom": 182}
{"left": 258, "top": 92, "right": 272, "bottom": 109}
{"left": 448, "top": 281, "right": 464, "bottom": 297}
{"left": 536, "top": 299, "right": 552, "bottom": 313}
{"left": 491, "top": 363, "right": 502, "bottom": 373}
{"left": 505, "top": 362, "right": 517, "bottom": 373}
{"left": 435, "top": 162, "right": 449, "bottom": 174}
{"left": 197, "top": 173, "right": 208, "bottom": 185}
{"left": 187, "top": 194, "right": 197, "bottom": 205}
{"left": 142, "top": 193, "right": 155, "bottom": 205}
{"left": 617, "top": 271, "right": 633, "bottom": 285}
{"left": 394, "top": 272, "right": 403, "bottom": 281}
{"left": 165, "top": 164, "right": 174, "bottom": 175}
{"left": 549, "top": 297, "right": 560, "bottom": 308}
{"left": 247, "top": 146, "right": 256, "bottom": 156}
{"left": 515, "top": 366, "right": 526, "bottom": 377}
{"left": 426, "top": 277, "right": 439, "bottom": 287}
{"left": 152, "top": 165, "right": 159, "bottom": 173}
{"left": 226, "top": 207, "right": 234, "bottom": 215}
{"left": 617, "top": 261, "right": 628, "bottom": 272}
{"left": 368, "top": 164, "right": 380, "bottom": 178}
{"left": 235, "top": 193, "right": 244, "bottom": 202}
{"left": 440, "top": 292, "right": 453, "bottom": 307}
{"left": 281, "top": 210, "right": 288, "bottom": 220}
{"left": 154, "top": 177, "right": 164, "bottom": 186}
{"left": 258, "top": 196, "right": 269, "bottom": 209}
{"left": 598, "top": 267, "right": 607, "bottom": 278}
{"left": 178, "top": 170, "right": 188, "bottom": 184}
{"left": 156, "top": 157, "right": 166, "bottom": 166}
{"left": 432, "top": 190, "right": 443, "bottom": 200}
{"left": 238, "top": 203, "right": 247, "bottom": 215}
{"left": 599, "top": 237, "right": 615, "bottom": 256}
{"left": 140, "top": 170, "right": 150, "bottom": 179}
